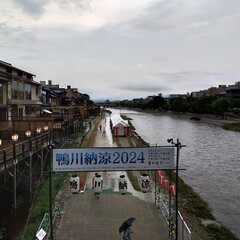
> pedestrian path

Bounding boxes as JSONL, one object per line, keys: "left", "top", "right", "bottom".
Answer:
{"left": 54, "top": 116, "right": 169, "bottom": 240}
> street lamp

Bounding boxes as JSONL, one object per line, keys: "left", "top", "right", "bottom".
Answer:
{"left": 25, "top": 129, "right": 32, "bottom": 153}
{"left": 25, "top": 130, "right": 33, "bottom": 193}
{"left": 167, "top": 138, "right": 184, "bottom": 240}
{"left": 12, "top": 133, "right": 19, "bottom": 142}
{"left": 43, "top": 125, "right": 49, "bottom": 132}
{"left": 12, "top": 133, "right": 19, "bottom": 209}
{"left": 25, "top": 130, "right": 31, "bottom": 138}
{"left": 36, "top": 127, "right": 42, "bottom": 134}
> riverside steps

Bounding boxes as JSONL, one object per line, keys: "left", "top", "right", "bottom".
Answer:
{"left": 54, "top": 117, "right": 169, "bottom": 240}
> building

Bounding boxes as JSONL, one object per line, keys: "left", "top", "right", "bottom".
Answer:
{"left": 226, "top": 81, "right": 240, "bottom": 99}
{"left": 40, "top": 80, "right": 100, "bottom": 133}
{"left": 0, "top": 60, "right": 42, "bottom": 121}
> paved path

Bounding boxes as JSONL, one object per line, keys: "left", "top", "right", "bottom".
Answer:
{"left": 55, "top": 116, "right": 169, "bottom": 240}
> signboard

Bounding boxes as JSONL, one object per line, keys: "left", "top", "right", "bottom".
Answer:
{"left": 36, "top": 228, "right": 47, "bottom": 240}
{"left": 53, "top": 147, "right": 175, "bottom": 172}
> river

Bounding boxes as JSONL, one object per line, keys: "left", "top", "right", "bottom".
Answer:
{"left": 109, "top": 108, "right": 240, "bottom": 238}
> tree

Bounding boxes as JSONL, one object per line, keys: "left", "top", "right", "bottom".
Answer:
{"left": 189, "top": 96, "right": 217, "bottom": 114}
{"left": 212, "top": 98, "right": 229, "bottom": 117}
{"left": 170, "top": 97, "right": 189, "bottom": 112}
{"left": 147, "top": 96, "right": 166, "bottom": 109}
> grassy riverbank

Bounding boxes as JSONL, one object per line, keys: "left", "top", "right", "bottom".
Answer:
{"left": 223, "top": 122, "right": 240, "bottom": 132}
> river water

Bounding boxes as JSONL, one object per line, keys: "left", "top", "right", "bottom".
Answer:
{"left": 110, "top": 108, "right": 240, "bottom": 238}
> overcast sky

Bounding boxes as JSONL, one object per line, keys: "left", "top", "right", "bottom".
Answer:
{"left": 1, "top": 0, "right": 240, "bottom": 101}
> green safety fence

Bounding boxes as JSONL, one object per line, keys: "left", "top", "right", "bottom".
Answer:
{"left": 35, "top": 202, "right": 61, "bottom": 240}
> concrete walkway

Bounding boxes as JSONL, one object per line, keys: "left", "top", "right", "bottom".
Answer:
{"left": 55, "top": 116, "right": 169, "bottom": 240}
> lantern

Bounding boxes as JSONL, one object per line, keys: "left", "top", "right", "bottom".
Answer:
{"left": 141, "top": 173, "right": 150, "bottom": 193}
{"left": 70, "top": 175, "right": 80, "bottom": 193}
{"left": 118, "top": 175, "right": 127, "bottom": 195}
{"left": 25, "top": 130, "right": 31, "bottom": 137}
{"left": 36, "top": 127, "right": 42, "bottom": 134}
{"left": 93, "top": 174, "right": 103, "bottom": 194}
{"left": 43, "top": 125, "right": 49, "bottom": 131}
{"left": 11, "top": 133, "right": 19, "bottom": 142}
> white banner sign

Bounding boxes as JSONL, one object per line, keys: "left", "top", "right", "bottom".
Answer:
{"left": 36, "top": 228, "right": 46, "bottom": 240}
{"left": 53, "top": 147, "right": 175, "bottom": 172}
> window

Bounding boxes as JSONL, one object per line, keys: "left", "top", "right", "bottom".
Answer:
{"left": 11, "top": 80, "right": 18, "bottom": 99}
{"left": 25, "top": 84, "right": 31, "bottom": 100}
{"left": 0, "top": 83, "right": 3, "bottom": 104}
{"left": 0, "top": 108, "right": 7, "bottom": 120}
{"left": 18, "top": 108, "right": 23, "bottom": 117}
{"left": 19, "top": 81, "right": 24, "bottom": 99}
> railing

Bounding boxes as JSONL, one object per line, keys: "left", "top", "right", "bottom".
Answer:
{"left": 0, "top": 132, "right": 51, "bottom": 170}
{"left": 35, "top": 202, "right": 62, "bottom": 240}
{"left": 0, "top": 118, "right": 54, "bottom": 136}
{"left": 155, "top": 170, "right": 192, "bottom": 240}
{"left": 178, "top": 211, "right": 191, "bottom": 240}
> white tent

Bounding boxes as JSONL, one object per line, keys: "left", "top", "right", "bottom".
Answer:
{"left": 110, "top": 114, "right": 130, "bottom": 136}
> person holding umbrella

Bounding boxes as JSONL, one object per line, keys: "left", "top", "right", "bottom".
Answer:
{"left": 119, "top": 217, "right": 136, "bottom": 240}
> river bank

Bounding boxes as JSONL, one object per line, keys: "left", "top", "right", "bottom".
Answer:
{"left": 126, "top": 122, "right": 238, "bottom": 240}
{"left": 111, "top": 108, "right": 240, "bottom": 238}
{"left": 125, "top": 108, "right": 240, "bottom": 128}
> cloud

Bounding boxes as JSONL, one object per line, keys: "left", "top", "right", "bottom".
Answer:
{"left": 2, "top": 0, "right": 172, "bottom": 34}
{"left": 113, "top": 82, "right": 170, "bottom": 93}
{"left": 14, "top": 55, "right": 52, "bottom": 61}
{"left": 150, "top": 70, "right": 237, "bottom": 94}
{"left": 194, "top": 12, "right": 240, "bottom": 39}
{"left": 10, "top": 0, "right": 48, "bottom": 17}
{"left": 118, "top": 0, "right": 211, "bottom": 33}
{"left": 154, "top": 70, "right": 223, "bottom": 85}
{"left": 1, "top": 0, "right": 240, "bottom": 102}
{"left": 0, "top": 22, "right": 34, "bottom": 42}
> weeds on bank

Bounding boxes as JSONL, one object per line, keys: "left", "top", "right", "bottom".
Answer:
{"left": 206, "top": 224, "right": 238, "bottom": 240}
{"left": 126, "top": 171, "right": 141, "bottom": 191}
{"left": 71, "top": 131, "right": 85, "bottom": 139}
{"left": 121, "top": 115, "right": 135, "bottom": 130}
{"left": 17, "top": 173, "right": 68, "bottom": 240}
{"left": 223, "top": 122, "right": 240, "bottom": 132}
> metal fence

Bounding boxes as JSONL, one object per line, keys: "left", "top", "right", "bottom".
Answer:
{"left": 155, "top": 170, "right": 192, "bottom": 240}
{"left": 178, "top": 211, "right": 191, "bottom": 240}
{"left": 35, "top": 202, "right": 62, "bottom": 240}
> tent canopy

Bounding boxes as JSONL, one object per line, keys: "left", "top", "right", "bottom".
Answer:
{"left": 110, "top": 114, "right": 129, "bottom": 128}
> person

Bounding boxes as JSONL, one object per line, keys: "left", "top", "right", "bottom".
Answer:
{"left": 102, "top": 127, "right": 106, "bottom": 137}
{"left": 99, "top": 124, "right": 102, "bottom": 132}
{"left": 123, "top": 226, "right": 132, "bottom": 240}
{"left": 92, "top": 173, "right": 98, "bottom": 189}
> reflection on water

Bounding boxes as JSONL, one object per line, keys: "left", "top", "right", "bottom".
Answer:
{"left": 109, "top": 108, "right": 240, "bottom": 238}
